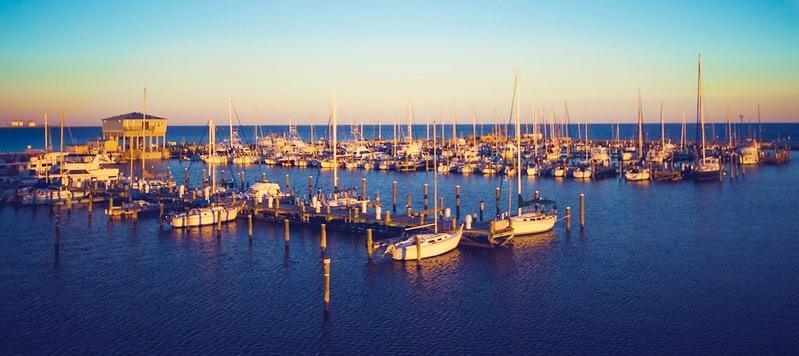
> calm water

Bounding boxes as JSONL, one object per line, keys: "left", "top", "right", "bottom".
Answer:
{"left": 1, "top": 123, "right": 796, "bottom": 153}
{"left": 1, "top": 159, "right": 798, "bottom": 353}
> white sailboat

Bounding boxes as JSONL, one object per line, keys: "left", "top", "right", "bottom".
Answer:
{"left": 491, "top": 71, "right": 557, "bottom": 238}
{"left": 625, "top": 91, "right": 651, "bottom": 181}
{"left": 692, "top": 54, "right": 721, "bottom": 181}
{"left": 169, "top": 205, "right": 239, "bottom": 228}
{"left": 388, "top": 120, "right": 463, "bottom": 261}
{"left": 202, "top": 118, "right": 229, "bottom": 164}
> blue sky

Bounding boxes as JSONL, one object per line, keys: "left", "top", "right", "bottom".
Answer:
{"left": 1, "top": 0, "right": 797, "bottom": 125}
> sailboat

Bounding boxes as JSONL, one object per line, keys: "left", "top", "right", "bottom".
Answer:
{"left": 625, "top": 91, "right": 651, "bottom": 181}
{"left": 387, "top": 120, "right": 463, "bottom": 261}
{"left": 691, "top": 55, "right": 722, "bottom": 181}
{"left": 202, "top": 118, "right": 229, "bottom": 164}
{"left": 491, "top": 71, "right": 557, "bottom": 239}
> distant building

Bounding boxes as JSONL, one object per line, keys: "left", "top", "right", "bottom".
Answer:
{"left": 102, "top": 112, "right": 168, "bottom": 160}
{"left": 7, "top": 120, "right": 37, "bottom": 127}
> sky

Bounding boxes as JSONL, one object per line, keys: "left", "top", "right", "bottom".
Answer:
{"left": 1, "top": 0, "right": 798, "bottom": 126}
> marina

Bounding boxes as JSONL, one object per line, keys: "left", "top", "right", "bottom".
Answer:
{"left": 3, "top": 0, "right": 799, "bottom": 353}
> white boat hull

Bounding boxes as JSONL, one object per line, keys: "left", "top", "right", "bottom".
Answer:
{"left": 170, "top": 206, "right": 239, "bottom": 227}
{"left": 390, "top": 227, "right": 463, "bottom": 260}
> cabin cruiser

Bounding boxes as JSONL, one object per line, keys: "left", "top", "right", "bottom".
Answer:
{"left": 26, "top": 152, "right": 65, "bottom": 179}
{"left": 52, "top": 154, "right": 120, "bottom": 188}
{"left": 247, "top": 179, "right": 282, "bottom": 204}
{"left": 572, "top": 165, "right": 592, "bottom": 179}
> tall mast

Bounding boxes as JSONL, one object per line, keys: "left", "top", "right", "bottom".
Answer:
{"left": 660, "top": 102, "right": 665, "bottom": 147}
{"left": 43, "top": 113, "right": 49, "bottom": 151}
{"left": 637, "top": 90, "right": 643, "bottom": 156}
{"left": 757, "top": 104, "right": 762, "bottom": 142}
{"left": 406, "top": 104, "right": 413, "bottom": 143}
{"left": 512, "top": 71, "right": 522, "bottom": 216}
{"left": 727, "top": 106, "right": 733, "bottom": 148}
{"left": 332, "top": 94, "right": 338, "bottom": 191}
{"left": 681, "top": 109, "right": 686, "bottom": 150}
{"left": 697, "top": 54, "right": 706, "bottom": 160}
{"left": 59, "top": 109, "right": 65, "bottom": 179}
{"left": 433, "top": 119, "right": 438, "bottom": 233}
{"left": 472, "top": 108, "right": 477, "bottom": 146}
{"left": 142, "top": 88, "right": 147, "bottom": 177}
{"left": 228, "top": 98, "right": 234, "bottom": 147}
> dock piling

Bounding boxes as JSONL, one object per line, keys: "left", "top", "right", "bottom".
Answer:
{"left": 392, "top": 181, "right": 397, "bottom": 212}
{"left": 284, "top": 219, "right": 290, "bottom": 243}
{"left": 565, "top": 206, "right": 572, "bottom": 232}
{"left": 415, "top": 236, "right": 422, "bottom": 262}
{"left": 248, "top": 213, "right": 253, "bottom": 237}
{"left": 323, "top": 258, "right": 331, "bottom": 305}
{"left": 361, "top": 178, "right": 367, "bottom": 200}
{"left": 423, "top": 184, "right": 429, "bottom": 209}
{"left": 479, "top": 200, "right": 485, "bottom": 221}
{"left": 308, "top": 176, "right": 314, "bottom": 199}
{"left": 366, "top": 228, "right": 373, "bottom": 259}
{"left": 495, "top": 187, "right": 501, "bottom": 217}
{"left": 320, "top": 223, "right": 327, "bottom": 252}
{"left": 579, "top": 193, "right": 585, "bottom": 228}
{"left": 455, "top": 185, "right": 461, "bottom": 220}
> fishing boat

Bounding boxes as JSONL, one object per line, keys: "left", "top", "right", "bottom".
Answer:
{"left": 201, "top": 118, "right": 229, "bottom": 164}
{"left": 739, "top": 139, "right": 760, "bottom": 165}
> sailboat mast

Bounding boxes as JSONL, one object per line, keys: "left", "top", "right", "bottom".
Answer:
{"left": 697, "top": 54, "right": 706, "bottom": 160}
{"left": 142, "top": 88, "right": 147, "bottom": 177}
{"left": 59, "top": 109, "right": 65, "bottom": 178}
{"left": 433, "top": 120, "right": 438, "bottom": 233}
{"left": 332, "top": 94, "right": 338, "bottom": 190}
{"left": 681, "top": 109, "right": 686, "bottom": 150}
{"left": 637, "top": 90, "right": 643, "bottom": 156}
{"left": 43, "top": 113, "right": 49, "bottom": 151}
{"left": 228, "top": 99, "right": 234, "bottom": 147}
{"left": 406, "top": 104, "right": 413, "bottom": 143}
{"left": 512, "top": 72, "right": 522, "bottom": 216}
{"left": 727, "top": 106, "right": 733, "bottom": 148}
{"left": 472, "top": 109, "right": 477, "bottom": 146}
{"left": 660, "top": 103, "right": 665, "bottom": 147}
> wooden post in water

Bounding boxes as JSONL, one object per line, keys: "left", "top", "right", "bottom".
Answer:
{"left": 455, "top": 185, "right": 461, "bottom": 220}
{"left": 320, "top": 223, "right": 327, "bottom": 253}
{"left": 392, "top": 181, "right": 397, "bottom": 212}
{"left": 565, "top": 206, "right": 572, "bottom": 232}
{"left": 406, "top": 193, "right": 412, "bottom": 216}
{"left": 495, "top": 187, "right": 501, "bottom": 217}
{"left": 415, "top": 236, "right": 422, "bottom": 262}
{"left": 158, "top": 202, "right": 164, "bottom": 228}
{"left": 285, "top": 174, "right": 290, "bottom": 191}
{"left": 579, "top": 193, "right": 585, "bottom": 228}
{"left": 361, "top": 178, "right": 367, "bottom": 200}
{"left": 109, "top": 197, "right": 114, "bottom": 209}
{"left": 284, "top": 219, "right": 290, "bottom": 243}
{"left": 423, "top": 183, "right": 429, "bottom": 209}
{"left": 479, "top": 200, "right": 485, "bottom": 221}
{"left": 87, "top": 194, "right": 93, "bottom": 213}
{"left": 366, "top": 228, "right": 373, "bottom": 259}
{"left": 323, "top": 258, "right": 331, "bottom": 305}
{"left": 308, "top": 176, "right": 314, "bottom": 200}
{"left": 248, "top": 214, "right": 253, "bottom": 237}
